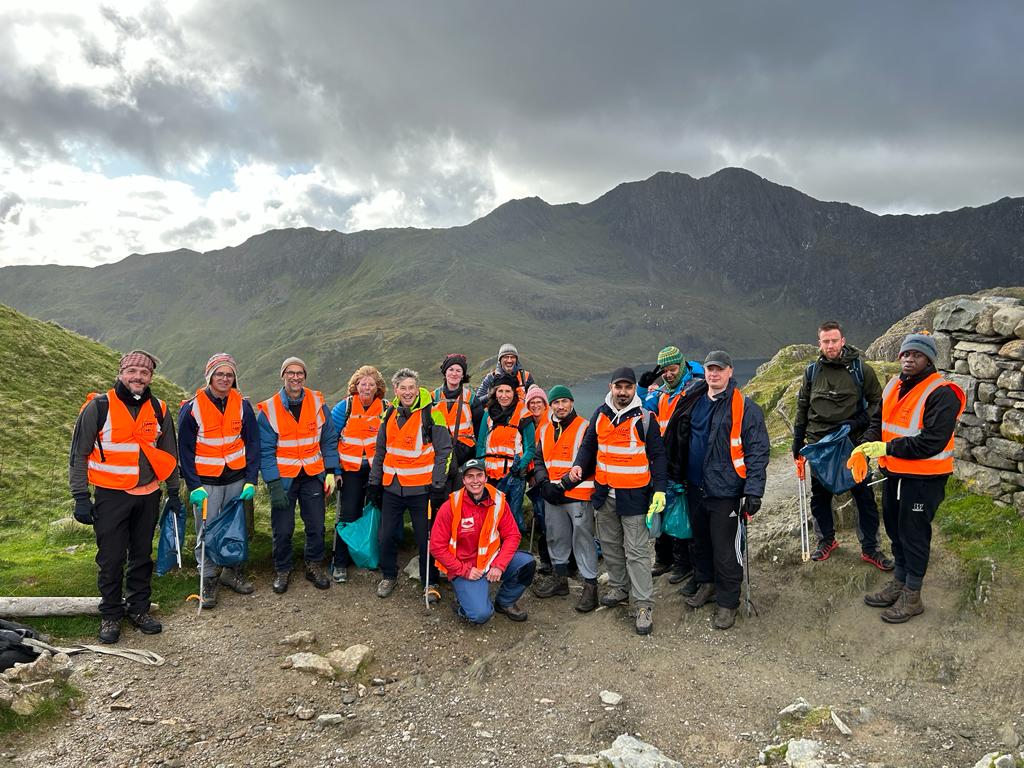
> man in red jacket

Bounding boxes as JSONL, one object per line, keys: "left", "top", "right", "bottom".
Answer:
{"left": 429, "top": 459, "right": 536, "bottom": 624}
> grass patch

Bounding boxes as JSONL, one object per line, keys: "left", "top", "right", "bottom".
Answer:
{"left": 777, "top": 706, "right": 832, "bottom": 738}
{"left": 936, "top": 477, "right": 1024, "bottom": 581}
{"left": 0, "top": 680, "right": 80, "bottom": 736}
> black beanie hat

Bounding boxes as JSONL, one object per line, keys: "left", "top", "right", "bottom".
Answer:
{"left": 440, "top": 353, "right": 470, "bottom": 383}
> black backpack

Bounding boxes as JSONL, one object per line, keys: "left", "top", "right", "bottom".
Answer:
{"left": 804, "top": 358, "right": 868, "bottom": 415}
{"left": 69, "top": 391, "right": 166, "bottom": 466}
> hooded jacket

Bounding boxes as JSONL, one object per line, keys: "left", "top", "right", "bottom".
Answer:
{"left": 475, "top": 362, "right": 536, "bottom": 402}
{"left": 793, "top": 344, "right": 882, "bottom": 447}
{"left": 368, "top": 387, "right": 453, "bottom": 495}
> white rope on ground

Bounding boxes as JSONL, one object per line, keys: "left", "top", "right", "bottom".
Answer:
{"left": 23, "top": 637, "right": 165, "bottom": 666}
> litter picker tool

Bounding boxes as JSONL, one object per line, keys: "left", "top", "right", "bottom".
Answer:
{"left": 796, "top": 460, "right": 811, "bottom": 563}
{"left": 186, "top": 498, "right": 209, "bottom": 614}
{"left": 740, "top": 512, "right": 758, "bottom": 619}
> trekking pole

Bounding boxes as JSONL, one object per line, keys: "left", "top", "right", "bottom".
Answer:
{"left": 741, "top": 513, "right": 757, "bottom": 619}
{"left": 186, "top": 499, "right": 209, "bottom": 615}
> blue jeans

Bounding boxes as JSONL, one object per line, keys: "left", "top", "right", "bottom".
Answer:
{"left": 495, "top": 475, "right": 527, "bottom": 533}
{"left": 451, "top": 551, "right": 536, "bottom": 624}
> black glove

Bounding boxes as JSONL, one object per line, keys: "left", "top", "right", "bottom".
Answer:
{"left": 741, "top": 496, "right": 761, "bottom": 520}
{"left": 268, "top": 479, "right": 288, "bottom": 510}
{"left": 73, "top": 493, "right": 94, "bottom": 525}
{"left": 638, "top": 365, "right": 664, "bottom": 389}
{"left": 366, "top": 484, "right": 383, "bottom": 509}
{"left": 539, "top": 480, "right": 561, "bottom": 504}
{"left": 166, "top": 489, "right": 182, "bottom": 514}
{"left": 430, "top": 487, "right": 448, "bottom": 514}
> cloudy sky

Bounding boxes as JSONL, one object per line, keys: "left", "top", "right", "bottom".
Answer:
{"left": 1, "top": 1, "right": 1021, "bottom": 267}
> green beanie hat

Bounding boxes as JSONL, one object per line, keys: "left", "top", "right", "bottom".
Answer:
{"left": 657, "top": 346, "right": 683, "bottom": 367}
{"left": 547, "top": 384, "right": 574, "bottom": 403}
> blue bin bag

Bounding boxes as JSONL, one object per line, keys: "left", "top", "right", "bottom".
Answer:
{"left": 662, "top": 482, "right": 692, "bottom": 540}
{"left": 155, "top": 497, "right": 188, "bottom": 576}
{"left": 338, "top": 502, "right": 381, "bottom": 570}
{"left": 204, "top": 496, "right": 249, "bottom": 567}
{"left": 799, "top": 424, "right": 858, "bottom": 495}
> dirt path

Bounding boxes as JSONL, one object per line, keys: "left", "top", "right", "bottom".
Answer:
{"left": 7, "top": 457, "right": 1022, "bottom": 768}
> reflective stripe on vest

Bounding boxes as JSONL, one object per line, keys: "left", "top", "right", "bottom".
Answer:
{"left": 656, "top": 389, "right": 683, "bottom": 431}
{"left": 338, "top": 396, "right": 383, "bottom": 471}
{"left": 258, "top": 388, "right": 326, "bottom": 478}
{"left": 594, "top": 412, "right": 651, "bottom": 489}
{"left": 436, "top": 486, "right": 507, "bottom": 576}
{"left": 539, "top": 418, "right": 594, "bottom": 501}
{"left": 191, "top": 388, "right": 246, "bottom": 477}
{"left": 729, "top": 388, "right": 747, "bottom": 479}
{"left": 878, "top": 373, "right": 966, "bottom": 476}
{"left": 433, "top": 386, "right": 475, "bottom": 447}
{"left": 382, "top": 408, "right": 436, "bottom": 487}
{"left": 484, "top": 404, "right": 527, "bottom": 479}
{"left": 85, "top": 389, "right": 176, "bottom": 490}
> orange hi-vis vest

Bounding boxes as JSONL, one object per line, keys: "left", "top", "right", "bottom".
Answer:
{"left": 594, "top": 411, "right": 652, "bottom": 489}
{"left": 436, "top": 485, "right": 507, "bottom": 576}
{"left": 728, "top": 388, "right": 747, "bottom": 479}
{"left": 539, "top": 417, "right": 594, "bottom": 501}
{"left": 191, "top": 388, "right": 246, "bottom": 477}
{"left": 381, "top": 408, "right": 436, "bottom": 487}
{"left": 513, "top": 369, "right": 531, "bottom": 400}
{"left": 656, "top": 389, "right": 684, "bottom": 432}
{"left": 338, "top": 396, "right": 383, "bottom": 471}
{"left": 84, "top": 390, "right": 177, "bottom": 490}
{"left": 433, "top": 386, "right": 475, "bottom": 448}
{"left": 258, "top": 388, "right": 326, "bottom": 478}
{"left": 484, "top": 404, "right": 529, "bottom": 479}
{"left": 878, "top": 373, "right": 966, "bottom": 476}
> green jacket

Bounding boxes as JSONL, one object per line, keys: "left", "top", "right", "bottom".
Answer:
{"left": 794, "top": 345, "right": 882, "bottom": 446}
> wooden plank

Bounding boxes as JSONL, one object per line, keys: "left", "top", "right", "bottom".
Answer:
{"left": 0, "top": 597, "right": 159, "bottom": 617}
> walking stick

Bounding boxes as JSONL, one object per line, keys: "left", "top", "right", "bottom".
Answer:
{"left": 741, "top": 513, "right": 758, "bottom": 619}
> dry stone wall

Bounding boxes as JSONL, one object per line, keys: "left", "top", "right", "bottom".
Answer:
{"left": 932, "top": 296, "right": 1024, "bottom": 512}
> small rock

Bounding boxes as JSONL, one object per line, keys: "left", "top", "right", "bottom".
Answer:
{"left": 830, "top": 710, "right": 852, "bottom": 736}
{"left": 110, "top": 689, "right": 125, "bottom": 700}
{"left": 295, "top": 706, "right": 315, "bottom": 721}
{"left": 477, "top": 730, "right": 493, "bottom": 738}
{"left": 279, "top": 631, "right": 317, "bottom": 647}
{"left": 110, "top": 702, "right": 133, "bottom": 711}
{"left": 784, "top": 738, "right": 821, "bottom": 766}
{"left": 777, "top": 698, "right": 812, "bottom": 723}
{"left": 287, "top": 653, "right": 335, "bottom": 679}
{"left": 316, "top": 714, "right": 345, "bottom": 726}
{"left": 326, "top": 644, "right": 374, "bottom": 677}
{"left": 563, "top": 755, "right": 600, "bottom": 766}
{"left": 404, "top": 555, "right": 421, "bottom": 581}
{"left": 972, "top": 753, "right": 1015, "bottom": 768}
{"left": 599, "top": 690, "right": 623, "bottom": 706}
{"left": 996, "top": 722, "right": 1019, "bottom": 749}
{"left": 342, "top": 694, "right": 356, "bottom": 705}
{"left": 371, "top": 677, "right": 387, "bottom": 686}
{"left": 138, "top": 717, "right": 156, "bottom": 726}
{"left": 539, "top": 698, "right": 555, "bottom": 705}
{"left": 597, "top": 734, "right": 682, "bottom": 767}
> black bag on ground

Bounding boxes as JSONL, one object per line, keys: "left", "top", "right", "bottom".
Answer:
{"left": 0, "top": 619, "right": 43, "bottom": 671}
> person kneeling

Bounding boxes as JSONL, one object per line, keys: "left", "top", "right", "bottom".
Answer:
{"left": 429, "top": 459, "right": 536, "bottom": 624}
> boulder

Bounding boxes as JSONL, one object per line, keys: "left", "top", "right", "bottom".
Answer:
{"left": 0, "top": 679, "right": 13, "bottom": 709}
{"left": 968, "top": 352, "right": 1000, "bottom": 380}
{"left": 999, "top": 340, "right": 1024, "bottom": 360}
{"left": 10, "top": 689, "right": 45, "bottom": 717}
{"left": 997, "top": 369, "right": 1024, "bottom": 391}
{"left": 934, "top": 298, "right": 986, "bottom": 332}
{"left": 987, "top": 437, "right": 1024, "bottom": 461}
{"left": 1001, "top": 410, "right": 1024, "bottom": 442}
{"left": 287, "top": 653, "right": 335, "bottom": 679}
{"left": 971, "top": 753, "right": 1016, "bottom": 768}
{"left": 327, "top": 644, "right": 374, "bottom": 676}
{"left": 971, "top": 447, "right": 1018, "bottom": 472}
{"left": 597, "top": 734, "right": 682, "bottom": 768}
{"left": 992, "top": 306, "right": 1024, "bottom": 337}
{"left": 954, "top": 341, "right": 1003, "bottom": 354}
{"left": 955, "top": 460, "right": 1004, "bottom": 495}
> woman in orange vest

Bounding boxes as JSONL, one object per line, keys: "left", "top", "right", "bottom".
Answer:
{"left": 851, "top": 333, "right": 965, "bottom": 624}
{"left": 329, "top": 365, "right": 386, "bottom": 583}
{"left": 429, "top": 458, "right": 536, "bottom": 624}
{"left": 476, "top": 372, "right": 536, "bottom": 533}
{"left": 432, "top": 353, "right": 483, "bottom": 473}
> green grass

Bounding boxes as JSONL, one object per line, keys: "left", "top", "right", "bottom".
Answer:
{"left": 936, "top": 477, "right": 1024, "bottom": 580}
{"left": 0, "top": 680, "right": 80, "bottom": 736}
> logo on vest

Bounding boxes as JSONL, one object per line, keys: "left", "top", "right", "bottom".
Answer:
{"left": 460, "top": 517, "right": 475, "bottom": 530}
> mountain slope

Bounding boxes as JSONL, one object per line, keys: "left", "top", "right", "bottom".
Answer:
{"left": 1, "top": 168, "right": 1022, "bottom": 401}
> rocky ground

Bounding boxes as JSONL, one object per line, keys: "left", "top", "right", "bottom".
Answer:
{"left": 5, "top": 457, "right": 1023, "bottom": 768}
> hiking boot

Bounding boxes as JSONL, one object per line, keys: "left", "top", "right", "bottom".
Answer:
{"left": 536, "top": 561, "right": 554, "bottom": 577}
{"left": 880, "top": 588, "right": 924, "bottom": 624}
{"left": 424, "top": 585, "right": 441, "bottom": 605}
{"left": 634, "top": 606, "right": 653, "bottom": 635}
{"left": 305, "top": 560, "right": 330, "bottom": 590}
{"left": 599, "top": 588, "right": 629, "bottom": 608}
{"left": 685, "top": 583, "right": 716, "bottom": 609}
{"left": 651, "top": 561, "right": 672, "bottom": 577}
{"left": 376, "top": 578, "right": 397, "bottom": 598}
{"left": 713, "top": 606, "right": 737, "bottom": 630}
{"left": 127, "top": 612, "right": 162, "bottom": 635}
{"left": 98, "top": 619, "right": 121, "bottom": 644}
{"left": 532, "top": 574, "right": 569, "bottom": 599}
{"left": 272, "top": 570, "right": 290, "bottom": 594}
{"left": 811, "top": 538, "right": 839, "bottom": 562}
{"left": 861, "top": 549, "right": 895, "bottom": 572}
{"left": 331, "top": 565, "right": 348, "bottom": 583}
{"left": 575, "top": 582, "right": 599, "bottom": 613}
{"left": 495, "top": 600, "right": 528, "bottom": 622}
{"left": 677, "top": 576, "right": 699, "bottom": 597}
{"left": 864, "top": 579, "right": 904, "bottom": 608}
{"left": 219, "top": 567, "right": 255, "bottom": 594}
{"left": 668, "top": 567, "right": 693, "bottom": 585}
{"left": 200, "top": 577, "right": 219, "bottom": 609}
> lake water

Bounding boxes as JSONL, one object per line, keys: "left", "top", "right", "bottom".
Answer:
{"left": 560, "top": 358, "right": 767, "bottom": 417}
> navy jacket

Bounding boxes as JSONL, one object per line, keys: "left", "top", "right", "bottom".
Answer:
{"left": 177, "top": 388, "right": 261, "bottom": 492}
{"left": 665, "top": 378, "right": 770, "bottom": 499}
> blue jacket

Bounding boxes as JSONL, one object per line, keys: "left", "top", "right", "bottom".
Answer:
{"left": 177, "top": 389, "right": 261, "bottom": 492}
{"left": 637, "top": 360, "right": 705, "bottom": 412}
{"left": 257, "top": 387, "right": 340, "bottom": 490}
{"left": 666, "top": 378, "right": 770, "bottom": 499}
{"left": 475, "top": 363, "right": 536, "bottom": 401}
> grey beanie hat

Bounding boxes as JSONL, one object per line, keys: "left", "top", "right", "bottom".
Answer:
{"left": 498, "top": 342, "right": 519, "bottom": 359}
{"left": 280, "top": 356, "right": 308, "bottom": 377}
{"left": 899, "top": 333, "right": 937, "bottom": 365}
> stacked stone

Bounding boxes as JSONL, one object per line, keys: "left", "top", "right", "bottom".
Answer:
{"left": 931, "top": 296, "right": 1024, "bottom": 513}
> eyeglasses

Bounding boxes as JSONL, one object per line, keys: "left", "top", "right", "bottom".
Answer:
{"left": 211, "top": 372, "right": 235, "bottom": 379}
{"left": 283, "top": 370, "right": 306, "bottom": 378}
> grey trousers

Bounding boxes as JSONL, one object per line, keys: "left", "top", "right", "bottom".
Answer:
{"left": 192, "top": 479, "right": 246, "bottom": 577}
{"left": 544, "top": 500, "right": 599, "bottom": 580}
{"left": 596, "top": 496, "right": 654, "bottom": 608}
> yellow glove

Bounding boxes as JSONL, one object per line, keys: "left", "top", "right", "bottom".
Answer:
{"left": 646, "top": 491, "right": 666, "bottom": 528}
{"left": 853, "top": 441, "right": 887, "bottom": 459}
{"left": 846, "top": 452, "right": 868, "bottom": 484}
{"left": 323, "top": 474, "right": 337, "bottom": 495}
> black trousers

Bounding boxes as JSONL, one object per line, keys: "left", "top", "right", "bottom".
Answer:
{"left": 270, "top": 474, "right": 326, "bottom": 572}
{"left": 654, "top": 533, "right": 691, "bottom": 573}
{"left": 93, "top": 487, "right": 161, "bottom": 620}
{"left": 881, "top": 474, "right": 947, "bottom": 591}
{"left": 687, "top": 490, "right": 743, "bottom": 610}
{"left": 332, "top": 464, "right": 370, "bottom": 567}
{"left": 809, "top": 472, "right": 879, "bottom": 550}
{"left": 378, "top": 490, "right": 437, "bottom": 583}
